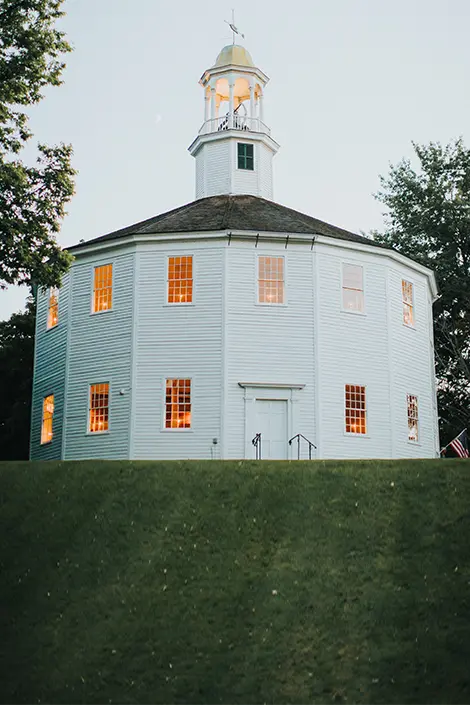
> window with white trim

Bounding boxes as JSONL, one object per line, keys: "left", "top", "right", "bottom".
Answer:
{"left": 402, "top": 280, "right": 414, "bottom": 326}
{"left": 89, "top": 383, "right": 109, "bottom": 433}
{"left": 165, "top": 378, "right": 191, "bottom": 428}
{"left": 258, "top": 256, "right": 284, "bottom": 304}
{"left": 342, "top": 264, "right": 364, "bottom": 312}
{"left": 168, "top": 256, "right": 193, "bottom": 304}
{"left": 345, "top": 384, "right": 367, "bottom": 434}
{"left": 47, "top": 288, "right": 59, "bottom": 329}
{"left": 41, "top": 394, "right": 54, "bottom": 444}
{"left": 407, "top": 394, "right": 419, "bottom": 442}
{"left": 93, "top": 264, "right": 113, "bottom": 313}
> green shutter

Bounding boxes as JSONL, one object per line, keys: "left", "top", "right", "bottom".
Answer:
{"left": 237, "top": 143, "right": 254, "bottom": 170}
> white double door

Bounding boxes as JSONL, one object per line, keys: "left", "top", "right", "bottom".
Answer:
{"left": 255, "top": 399, "right": 288, "bottom": 460}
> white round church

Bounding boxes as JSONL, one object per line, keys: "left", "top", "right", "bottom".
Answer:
{"left": 31, "top": 43, "right": 439, "bottom": 461}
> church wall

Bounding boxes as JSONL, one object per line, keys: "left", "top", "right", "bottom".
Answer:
{"left": 195, "top": 151, "right": 205, "bottom": 200}
{"left": 387, "top": 264, "right": 438, "bottom": 457}
{"left": 63, "top": 249, "right": 135, "bottom": 459}
{"left": 315, "top": 242, "right": 437, "bottom": 459}
{"left": 30, "top": 273, "right": 70, "bottom": 460}
{"left": 257, "top": 142, "right": 274, "bottom": 200}
{"left": 224, "top": 240, "right": 316, "bottom": 459}
{"left": 197, "top": 140, "right": 231, "bottom": 197}
{"left": 131, "top": 240, "right": 224, "bottom": 459}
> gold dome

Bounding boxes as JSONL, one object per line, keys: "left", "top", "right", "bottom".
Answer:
{"left": 214, "top": 44, "right": 255, "bottom": 68}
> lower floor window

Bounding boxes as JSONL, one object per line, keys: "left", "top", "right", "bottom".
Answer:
{"left": 165, "top": 378, "right": 191, "bottom": 428}
{"left": 41, "top": 394, "right": 54, "bottom": 444}
{"left": 89, "top": 383, "right": 109, "bottom": 432}
{"left": 345, "top": 384, "right": 367, "bottom": 434}
{"left": 407, "top": 394, "right": 419, "bottom": 442}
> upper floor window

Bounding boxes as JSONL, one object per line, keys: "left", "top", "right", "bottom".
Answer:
{"left": 165, "top": 378, "right": 191, "bottom": 429}
{"left": 47, "top": 288, "right": 59, "bottom": 329}
{"left": 238, "top": 143, "right": 254, "bottom": 170}
{"left": 407, "top": 394, "right": 419, "bottom": 442}
{"left": 168, "top": 256, "right": 193, "bottom": 304}
{"left": 402, "top": 280, "right": 414, "bottom": 326}
{"left": 41, "top": 394, "right": 54, "bottom": 444}
{"left": 93, "top": 264, "right": 113, "bottom": 313}
{"left": 89, "top": 383, "right": 109, "bottom": 433}
{"left": 345, "top": 384, "right": 367, "bottom": 434}
{"left": 342, "top": 264, "right": 364, "bottom": 312}
{"left": 258, "top": 256, "right": 284, "bottom": 304}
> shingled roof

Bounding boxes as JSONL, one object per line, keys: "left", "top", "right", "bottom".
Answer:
{"left": 68, "top": 194, "right": 382, "bottom": 251}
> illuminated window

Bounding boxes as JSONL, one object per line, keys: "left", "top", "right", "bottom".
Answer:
{"left": 89, "top": 383, "right": 109, "bottom": 433}
{"left": 342, "top": 264, "right": 364, "bottom": 312}
{"left": 165, "top": 379, "right": 191, "bottom": 429}
{"left": 345, "top": 385, "right": 367, "bottom": 434}
{"left": 238, "top": 143, "right": 254, "bottom": 170}
{"left": 41, "top": 394, "right": 54, "bottom": 444}
{"left": 407, "top": 394, "right": 419, "bottom": 442}
{"left": 258, "top": 256, "right": 284, "bottom": 304}
{"left": 168, "top": 256, "right": 193, "bottom": 304}
{"left": 93, "top": 264, "right": 113, "bottom": 313}
{"left": 47, "top": 288, "right": 59, "bottom": 329}
{"left": 402, "top": 280, "right": 414, "bottom": 326}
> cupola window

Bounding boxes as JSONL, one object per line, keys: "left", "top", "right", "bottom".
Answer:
{"left": 238, "top": 143, "right": 254, "bottom": 170}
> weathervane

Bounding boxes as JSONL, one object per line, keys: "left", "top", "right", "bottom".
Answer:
{"left": 225, "top": 9, "right": 245, "bottom": 44}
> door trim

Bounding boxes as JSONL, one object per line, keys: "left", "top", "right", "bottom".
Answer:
{"left": 240, "top": 383, "right": 304, "bottom": 459}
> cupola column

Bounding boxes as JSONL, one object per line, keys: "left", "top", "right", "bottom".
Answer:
{"left": 204, "top": 91, "right": 210, "bottom": 122}
{"left": 228, "top": 79, "right": 235, "bottom": 129}
{"left": 210, "top": 86, "right": 216, "bottom": 122}
{"left": 259, "top": 91, "right": 264, "bottom": 124}
{"left": 249, "top": 77, "right": 255, "bottom": 120}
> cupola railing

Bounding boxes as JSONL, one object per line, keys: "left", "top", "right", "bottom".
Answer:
{"left": 198, "top": 113, "right": 271, "bottom": 137}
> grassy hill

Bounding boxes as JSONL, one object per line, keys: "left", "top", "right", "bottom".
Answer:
{"left": 1, "top": 458, "right": 470, "bottom": 704}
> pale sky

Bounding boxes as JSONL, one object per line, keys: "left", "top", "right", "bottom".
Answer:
{"left": 1, "top": 0, "right": 469, "bottom": 319}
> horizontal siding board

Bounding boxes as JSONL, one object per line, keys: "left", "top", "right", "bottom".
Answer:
{"left": 30, "top": 275, "right": 70, "bottom": 460}
{"left": 64, "top": 251, "right": 134, "bottom": 459}
{"left": 132, "top": 243, "right": 223, "bottom": 459}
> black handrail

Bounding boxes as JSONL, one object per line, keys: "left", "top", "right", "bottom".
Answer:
{"left": 288, "top": 433, "right": 317, "bottom": 460}
{"left": 252, "top": 432, "right": 262, "bottom": 460}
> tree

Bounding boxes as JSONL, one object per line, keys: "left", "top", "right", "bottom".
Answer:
{"left": 373, "top": 139, "right": 470, "bottom": 443}
{"left": 0, "top": 0, "right": 75, "bottom": 290}
{"left": 0, "top": 298, "right": 35, "bottom": 459}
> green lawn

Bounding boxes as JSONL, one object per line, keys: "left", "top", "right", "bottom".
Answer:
{"left": 1, "top": 459, "right": 470, "bottom": 704}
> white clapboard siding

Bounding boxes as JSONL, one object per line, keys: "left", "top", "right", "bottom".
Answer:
{"left": 195, "top": 140, "right": 231, "bottom": 198}
{"left": 63, "top": 250, "right": 135, "bottom": 459}
{"left": 387, "top": 266, "right": 436, "bottom": 457}
{"left": 257, "top": 142, "right": 274, "bottom": 200}
{"left": 315, "top": 243, "right": 437, "bottom": 459}
{"left": 131, "top": 242, "right": 224, "bottom": 459}
{"left": 224, "top": 240, "right": 316, "bottom": 459}
{"left": 30, "top": 274, "right": 70, "bottom": 460}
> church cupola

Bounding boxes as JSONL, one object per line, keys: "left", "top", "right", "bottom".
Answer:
{"left": 188, "top": 41, "right": 280, "bottom": 200}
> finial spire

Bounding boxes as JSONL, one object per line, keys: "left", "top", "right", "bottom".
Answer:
{"left": 225, "top": 10, "right": 244, "bottom": 44}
